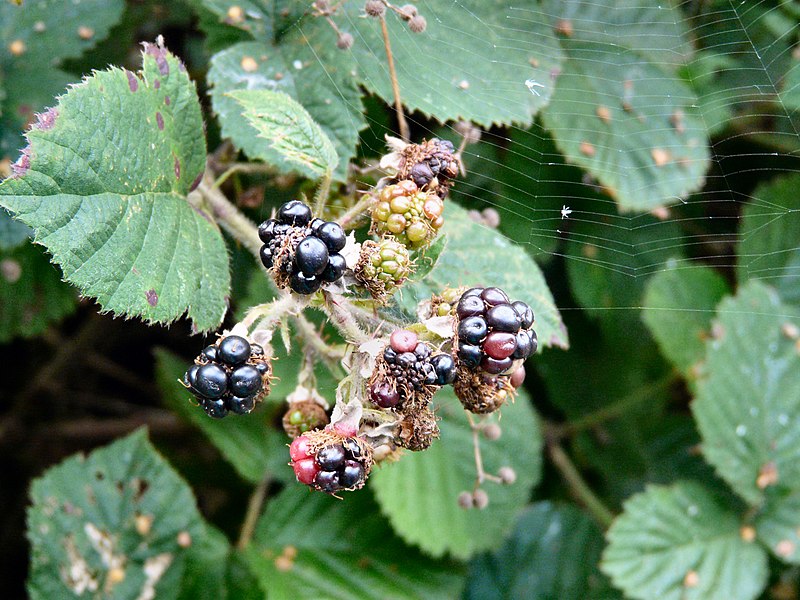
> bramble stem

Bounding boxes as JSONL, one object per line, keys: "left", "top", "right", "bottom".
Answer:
{"left": 213, "top": 162, "right": 275, "bottom": 189}
{"left": 293, "top": 314, "right": 346, "bottom": 376}
{"left": 321, "top": 291, "right": 370, "bottom": 344}
{"left": 547, "top": 440, "right": 615, "bottom": 529}
{"left": 196, "top": 174, "right": 262, "bottom": 259}
{"left": 314, "top": 169, "right": 333, "bottom": 215}
{"left": 379, "top": 14, "right": 410, "bottom": 142}
{"left": 337, "top": 192, "right": 375, "bottom": 230}
{"left": 466, "top": 413, "right": 501, "bottom": 487}
{"left": 237, "top": 471, "right": 270, "bottom": 550}
{"left": 243, "top": 294, "right": 305, "bottom": 331}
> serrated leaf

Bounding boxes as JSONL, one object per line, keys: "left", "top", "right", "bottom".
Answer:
{"left": 244, "top": 486, "right": 465, "bottom": 600}
{"left": 207, "top": 41, "right": 363, "bottom": 181}
{"left": 0, "top": 42, "right": 230, "bottom": 332}
{"left": 27, "top": 430, "right": 213, "bottom": 599}
{"left": 465, "top": 502, "right": 619, "bottom": 600}
{"left": 692, "top": 281, "right": 800, "bottom": 505}
{"left": 737, "top": 174, "right": 800, "bottom": 306}
{"left": 755, "top": 489, "right": 800, "bottom": 565}
{"left": 0, "top": 206, "right": 29, "bottom": 249}
{"left": 0, "top": 238, "right": 77, "bottom": 342}
{"left": 370, "top": 387, "right": 541, "bottom": 559}
{"left": 228, "top": 89, "right": 338, "bottom": 179}
{"left": 401, "top": 202, "right": 567, "bottom": 349}
{"left": 541, "top": 39, "right": 710, "bottom": 212}
{"left": 601, "top": 481, "right": 768, "bottom": 600}
{"left": 642, "top": 263, "right": 730, "bottom": 378}
{"left": 408, "top": 233, "right": 446, "bottom": 283}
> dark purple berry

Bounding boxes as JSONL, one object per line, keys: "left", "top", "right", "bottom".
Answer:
{"left": 194, "top": 364, "right": 228, "bottom": 399}
{"left": 512, "top": 330, "right": 535, "bottom": 359}
{"left": 255, "top": 362, "right": 269, "bottom": 374}
{"left": 458, "top": 344, "right": 482, "bottom": 368}
{"left": 314, "top": 470, "right": 340, "bottom": 493}
{"left": 481, "top": 355, "right": 513, "bottom": 375}
{"left": 431, "top": 354, "right": 456, "bottom": 385}
{"left": 397, "top": 352, "right": 417, "bottom": 368}
{"left": 290, "top": 271, "right": 321, "bottom": 295}
{"left": 184, "top": 364, "right": 200, "bottom": 388}
{"left": 309, "top": 218, "right": 325, "bottom": 231}
{"left": 258, "top": 219, "right": 276, "bottom": 243}
{"left": 218, "top": 335, "right": 251, "bottom": 366}
{"left": 230, "top": 365, "right": 263, "bottom": 397}
{"left": 462, "top": 287, "right": 484, "bottom": 298}
{"left": 202, "top": 398, "right": 228, "bottom": 419}
{"left": 414, "top": 343, "right": 431, "bottom": 359}
{"left": 260, "top": 246, "right": 273, "bottom": 269}
{"left": 456, "top": 295, "right": 485, "bottom": 319}
{"left": 370, "top": 381, "right": 400, "bottom": 408}
{"left": 339, "top": 460, "right": 365, "bottom": 488}
{"left": 251, "top": 344, "right": 264, "bottom": 356}
{"left": 201, "top": 345, "right": 218, "bottom": 362}
{"left": 481, "top": 287, "right": 509, "bottom": 306}
{"left": 512, "top": 301, "right": 534, "bottom": 329}
{"left": 410, "top": 162, "right": 434, "bottom": 187}
{"left": 486, "top": 304, "right": 521, "bottom": 334}
{"left": 274, "top": 223, "right": 290, "bottom": 236}
{"left": 295, "top": 236, "right": 330, "bottom": 276}
{"left": 227, "top": 395, "right": 256, "bottom": 415}
{"left": 317, "top": 221, "right": 346, "bottom": 252}
{"left": 342, "top": 438, "right": 363, "bottom": 459}
{"left": 458, "top": 316, "right": 488, "bottom": 344}
{"left": 278, "top": 200, "right": 312, "bottom": 226}
{"left": 316, "top": 444, "right": 346, "bottom": 471}
{"left": 320, "top": 253, "right": 346, "bottom": 283}
{"left": 383, "top": 347, "right": 398, "bottom": 363}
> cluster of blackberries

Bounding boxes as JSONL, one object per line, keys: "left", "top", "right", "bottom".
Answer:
{"left": 290, "top": 433, "right": 371, "bottom": 494}
{"left": 369, "top": 329, "right": 456, "bottom": 409}
{"left": 401, "top": 138, "right": 459, "bottom": 193}
{"left": 455, "top": 287, "right": 537, "bottom": 375}
{"left": 258, "top": 200, "right": 347, "bottom": 294}
{"left": 183, "top": 335, "right": 270, "bottom": 418}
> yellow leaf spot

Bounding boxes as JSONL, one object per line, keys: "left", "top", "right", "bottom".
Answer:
{"left": 596, "top": 105, "right": 611, "bottom": 124}
{"left": 683, "top": 570, "right": 699, "bottom": 588}
{"left": 651, "top": 148, "right": 671, "bottom": 166}
{"left": 241, "top": 56, "right": 258, "bottom": 72}
{"left": 9, "top": 39, "right": 26, "bottom": 56}
{"left": 740, "top": 526, "right": 756, "bottom": 542}
{"left": 176, "top": 531, "right": 192, "bottom": 548}
{"left": 135, "top": 514, "right": 154, "bottom": 536}
{"left": 107, "top": 566, "right": 125, "bottom": 585}
{"left": 227, "top": 5, "right": 245, "bottom": 24}
{"left": 77, "top": 26, "right": 94, "bottom": 40}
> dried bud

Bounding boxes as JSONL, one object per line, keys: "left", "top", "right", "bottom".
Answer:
{"left": 399, "top": 3, "right": 417, "bottom": 20}
{"left": 482, "top": 423, "right": 502, "bottom": 441}
{"left": 473, "top": 488, "right": 489, "bottom": 509}
{"left": 337, "top": 32, "right": 354, "bottom": 50}
{"left": 457, "top": 491, "right": 473, "bottom": 509}
{"left": 455, "top": 120, "right": 482, "bottom": 144}
{"left": 364, "top": 0, "right": 385, "bottom": 17}
{"left": 408, "top": 15, "right": 427, "bottom": 33}
{"left": 498, "top": 466, "right": 517, "bottom": 485}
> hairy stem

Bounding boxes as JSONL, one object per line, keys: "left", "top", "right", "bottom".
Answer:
{"left": 314, "top": 169, "right": 333, "bottom": 215}
{"left": 196, "top": 174, "right": 262, "bottom": 259}
{"left": 337, "top": 192, "right": 375, "bottom": 230}
{"left": 548, "top": 441, "right": 615, "bottom": 529}
{"left": 379, "top": 14, "right": 410, "bottom": 142}
{"left": 237, "top": 472, "right": 270, "bottom": 550}
{"left": 293, "top": 314, "right": 346, "bottom": 377}
{"left": 466, "top": 413, "right": 501, "bottom": 487}
{"left": 321, "top": 291, "right": 370, "bottom": 344}
{"left": 213, "top": 162, "right": 276, "bottom": 189}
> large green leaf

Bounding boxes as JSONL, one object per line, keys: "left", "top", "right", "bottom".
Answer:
{"left": 541, "top": 39, "right": 710, "bottom": 212}
{"left": 692, "top": 282, "right": 800, "bottom": 505}
{"left": 0, "top": 206, "right": 29, "bottom": 249}
{"left": 228, "top": 89, "right": 338, "bottom": 179}
{"left": 207, "top": 40, "right": 363, "bottom": 181}
{"left": 737, "top": 174, "right": 800, "bottom": 306}
{"left": 755, "top": 489, "right": 800, "bottom": 565}
{"left": 0, "top": 42, "right": 230, "bottom": 332}
{"left": 601, "top": 481, "right": 768, "bottom": 600}
{"left": 27, "top": 430, "right": 215, "bottom": 599}
{"left": 401, "top": 202, "right": 567, "bottom": 349}
{"left": 642, "top": 262, "right": 730, "bottom": 378}
{"left": 244, "top": 487, "right": 465, "bottom": 599}
{"left": 464, "top": 502, "right": 619, "bottom": 600}
{"left": 370, "top": 387, "right": 542, "bottom": 559}
{"left": 782, "top": 59, "right": 800, "bottom": 112}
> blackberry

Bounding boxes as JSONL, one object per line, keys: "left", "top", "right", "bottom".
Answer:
{"left": 354, "top": 237, "right": 413, "bottom": 302}
{"left": 258, "top": 201, "right": 347, "bottom": 294}
{"left": 397, "top": 138, "right": 460, "bottom": 195}
{"left": 454, "top": 286, "right": 536, "bottom": 377}
{"left": 370, "top": 180, "right": 444, "bottom": 250}
{"left": 289, "top": 429, "right": 373, "bottom": 493}
{"left": 182, "top": 336, "right": 272, "bottom": 418}
{"left": 430, "top": 353, "right": 457, "bottom": 385}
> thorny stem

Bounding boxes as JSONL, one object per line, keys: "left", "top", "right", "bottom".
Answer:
{"left": 237, "top": 471, "right": 271, "bottom": 550}
{"left": 321, "top": 291, "right": 370, "bottom": 344}
{"left": 379, "top": 14, "right": 410, "bottom": 142}
{"left": 213, "top": 162, "right": 276, "bottom": 189}
{"left": 243, "top": 294, "right": 306, "bottom": 331}
{"left": 314, "top": 169, "right": 334, "bottom": 215}
{"left": 548, "top": 440, "right": 615, "bottom": 529}
{"left": 466, "top": 413, "right": 502, "bottom": 487}
{"left": 337, "top": 192, "right": 375, "bottom": 230}
{"left": 196, "top": 174, "right": 262, "bottom": 258}
{"left": 293, "top": 314, "right": 346, "bottom": 377}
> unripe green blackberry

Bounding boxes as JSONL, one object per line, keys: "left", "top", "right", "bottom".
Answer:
{"left": 354, "top": 237, "right": 413, "bottom": 301}
{"left": 370, "top": 180, "right": 444, "bottom": 249}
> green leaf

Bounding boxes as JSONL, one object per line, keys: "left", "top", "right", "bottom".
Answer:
{"left": 465, "top": 502, "right": 619, "bottom": 600}
{"left": 755, "top": 489, "right": 800, "bottom": 565}
{"left": 781, "top": 59, "right": 800, "bottom": 112}
{"left": 207, "top": 40, "right": 363, "bottom": 181}
{"left": 27, "top": 429, "right": 214, "bottom": 599}
{"left": 408, "top": 233, "right": 446, "bottom": 283}
{"left": 541, "top": 39, "right": 710, "bottom": 212}
{"left": 0, "top": 206, "right": 29, "bottom": 249}
{"left": 737, "top": 174, "right": 800, "bottom": 306}
{"left": 227, "top": 89, "right": 338, "bottom": 179}
{"left": 0, "top": 42, "right": 230, "bottom": 332}
{"left": 244, "top": 486, "right": 465, "bottom": 599}
{"left": 642, "top": 262, "right": 730, "bottom": 378}
{"left": 401, "top": 202, "right": 567, "bottom": 349}
{"left": 692, "top": 281, "right": 800, "bottom": 505}
{"left": 601, "top": 481, "right": 768, "bottom": 600}
{"left": 0, "top": 237, "right": 77, "bottom": 342}
{"left": 370, "top": 387, "right": 542, "bottom": 559}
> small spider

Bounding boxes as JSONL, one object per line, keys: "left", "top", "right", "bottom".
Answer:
{"left": 561, "top": 205, "right": 572, "bottom": 219}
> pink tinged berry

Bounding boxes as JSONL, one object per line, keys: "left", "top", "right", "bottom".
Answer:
{"left": 289, "top": 436, "right": 313, "bottom": 461}
{"left": 483, "top": 332, "right": 517, "bottom": 360}
{"left": 370, "top": 381, "right": 400, "bottom": 408}
{"left": 333, "top": 422, "right": 358, "bottom": 437}
{"left": 293, "top": 458, "right": 319, "bottom": 485}
{"left": 390, "top": 329, "right": 418, "bottom": 353}
{"left": 510, "top": 366, "right": 526, "bottom": 388}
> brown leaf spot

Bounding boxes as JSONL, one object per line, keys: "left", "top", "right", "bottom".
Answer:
{"left": 757, "top": 461, "right": 779, "bottom": 489}
{"left": 781, "top": 322, "right": 799, "bottom": 340}
{"left": 596, "top": 105, "right": 611, "bottom": 124}
{"left": 651, "top": 148, "right": 671, "bottom": 166}
{"left": 77, "top": 26, "right": 94, "bottom": 40}
{"left": 9, "top": 39, "right": 26, "bottom": 56}
{"left": 135, "top": 514, "right": 154, "bottom": 536}
{"left": 241, "top": 56, "right": 258, "bottom": 72}
{"left": 125, "top": 70, "right": 138, "bottom": 92}
{"left": 190, "top": 171, "right": 204, "bottom": 192}
{"left": 683, "top": 571, "right": 699, "bottom": 588}
{"left": 145, "top": 289, "right": 159, "bottom": 307}
{"left": 579, "top": 141, "right": 596, "bottom": 157}
{"left": 582, "top": 243, "right": 598, "bottom": 259}
{"left": 670, "top": 109, "right": 686, "bottom": 133}
{"left": 174, "top": 156, "right": 181, "bottom": 179}
{"left": 143, "top": 41, "right": 170, "bottom": 76}
{"left": 554, "top": 19, "right": 573, "bottom": 36}
{"left": 156, "top": 112, "right": 164, "bottom": 131}
{"left": 776, "top": 539, "right": 796, "bottom": 558}
{"left": 275, "top": 72, "right": 284, "bottom": 80}
{"left": 740, "top": 526, "right": 756, "bottom": 542}
{"left": 176, "top": 531, "right": 192, "bottom": 548}
{"left": 164, "top": 95, "right": 171, "bottom": 106}
{"left": 528, "top": 57, "right": 540, "bottom": 68}
{"left": 154, "top": 79, "right": 160, "bottom": 89}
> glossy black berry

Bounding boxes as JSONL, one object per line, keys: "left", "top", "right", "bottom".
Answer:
{"left": 202, "top": 398, "right": 229, "bottom": 419}
{"left": 316, "top": 444, "right": 346, "bottom": 471}
{"left": 481, "top": 287, "right": 509, "bottom": 306}
{"left": 320, "top": 253, "right": 346, "bottom": 283}
{"left": 423, "top": 368, "right": 438, "bottom": 385}
{"left": 290, "top": 271, "right": 321, "bottom": 295}
{"left": 458, "top": 344, "right": 482, "bottom": 368}
{"left": 274, "top": 223, "right": 290, "bottom": 236}
{"left": 431, "top": 354, "right": 456, "bottom": 385}
{"left": 397, "top": 352, "right": 417, "bottom": 368}
{"left": 295, "top": 236, "right": 330, "bottom": 276}
{"left": 316, "top": 221, "right": 346, "bottom": 252}
{"left": 278, "top": 200, "right": 312, "bottom": 226}
{"left": 512, "top": 330, "right": 534, "bottom": 359}
{"left": 184, "top": 364, "right": 200, "bottom": 388}
{"left": 314, "top": 470, "right": 340, "bottom": 493}
{"left": 414, "top": 343, "right": 431, "bottom": 359}
{"left": 227, "top": 395, "right": 256, "bottom": 415}
{"left": 456, "top": 295, "right": 485, "bottom": 319}
{"left": 462, "top": 287, "right": 483, "bottom": 298}
{"left": 339, "top": 460, "right": 365, "bottom": 488}
{"left": 258, "top": 219, "right": 276, "bottom": 243}
{"left": 383, "top": 347, "right": 398, "bottom": 363}
{"left": 309, "top": 218, "right": 325, "bottom": 232}
{"left": 230, "top": 365, "right": 262, "bottom": 397}
{"left": 458, "top": 316, "right": 488, "bottom": 344}
{"left": 481, "top": 355, "right": 513, "bottom": 375}
{"left": 342, "top": 438, "right": 363, "bottom": 459}
{"left": 486, "top": 304, "right": 521, "bottom": 334}
{"left": 218, "top": 335, "right": 251, "bottom": 366}
{"left": 255, "top": 362, "right": 269, "bottom": 375}
{"left": 260, "top": 246, "right": 273, "bottom": 269}
{"left": 194, "top": 364, "right": 228, "bottom": 399}
{"left": 201, "top": 345, "right": 218, "bottom": 362}
{"left": 512, "top": 301, "right": 534, "bottom": 329}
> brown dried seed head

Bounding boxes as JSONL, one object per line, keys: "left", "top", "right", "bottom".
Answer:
{"left": 364, "top": 0, "right": 385, "bottom": 17}
{"left": 337, "top": 32, "right": 354, "bottom": 50}
{"left": 409, "top": 15, "right": 427, "bottom": 33}
{"left": 473, "top": 489, "right": 489, "bottom": 509}
{"left": 399, "top": 3, "right": 418, "bottom": 20}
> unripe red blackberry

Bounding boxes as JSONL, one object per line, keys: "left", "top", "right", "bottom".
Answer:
{"left": 289, "top": 429, "right": 373, "bottom": 493}
{"left": 354, "top": 236, "right": 413, "bottom": 302}
{"left": 370, "top": 180, "right": 445, "bottom": 250}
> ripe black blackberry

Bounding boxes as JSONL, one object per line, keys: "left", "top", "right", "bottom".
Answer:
{"left": 258, "top": 200, "right": 347, "bottom": 295}
{"left": 289, "top": 429, "right": 373, "bottom": 494}
{"left": 454, "top": 287, "right": 537, "bottom": 376}
{"left": 182, "top": 335, "right": 271, "bottom": 418}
